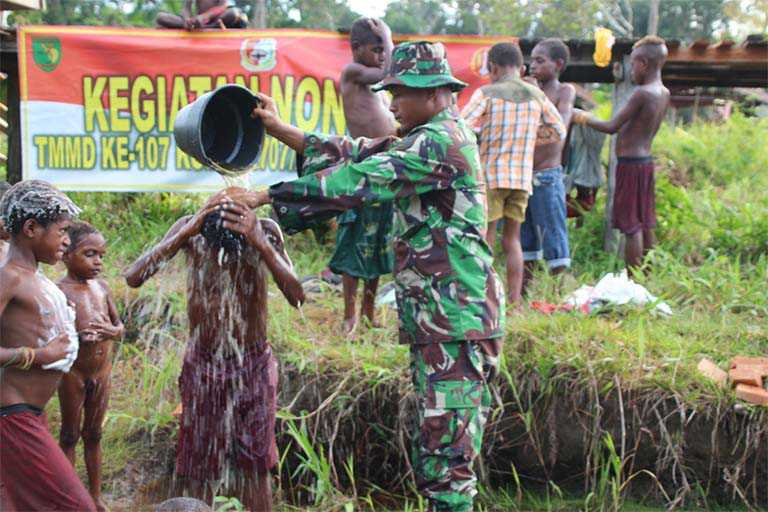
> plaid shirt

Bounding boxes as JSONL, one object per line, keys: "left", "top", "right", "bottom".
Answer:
{"left": 461, "top": 75, "right": 566, "bottom": 193}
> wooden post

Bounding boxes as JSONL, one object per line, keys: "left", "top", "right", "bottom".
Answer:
{"left": 5, "top": 53, "right": 21, "bottom": 184}
{"left": 604, "top": 55, "right": 634, "bottom": 253}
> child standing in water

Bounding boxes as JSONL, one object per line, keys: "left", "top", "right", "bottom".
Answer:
{"left": 333, "top": 17, "right": 396, "bottom": 337}
{"left": 125, "top": 188, "right": 304, "bottom": 512}
{"left": 0, "top": 180, "right": 96, "bottom": 512}
{"left": 57, "top": 222, "right": 124, "bottom": 512}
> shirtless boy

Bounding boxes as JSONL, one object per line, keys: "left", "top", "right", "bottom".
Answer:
{"left": 58, "top": 222, "right": 124, "bottom": 512}
{"left": 334, "top": 17, "right": 395, "bottom": 336}
{"left": 0, "top": 180, "right": 96, "bottom": 512}
{"left": 156, "top": 0, "right": 247, "bottom": 30}
{"left": 574, "top": 36, "right": 670, "bottom": 270}
{"left": 523, "top": 38, "right": 575, "bottom": 286}
{"left": 0, "top": 181, "right": 10, "bottom": 261}
{"left": 125, "top": 188, "right": 304, "bottom": 511}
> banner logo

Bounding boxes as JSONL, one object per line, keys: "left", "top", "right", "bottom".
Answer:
{"left": 32, "top": 37, "right": 62, "bottom": 72}
{"left": 240, "top": 38, "right": 277, "bottom": 72}
{"left": 469, "top": 47, "right": 489, "bottom": 78}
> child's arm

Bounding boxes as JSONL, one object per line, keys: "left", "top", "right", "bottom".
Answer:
{"left": 124, "top": 198, "right": 220, "bottom": 288}
{"left": 574, "top": 89, "right": 646, "bottom": 134}
{"left": 87, "top": 282, "right": 125, "bottom": 342}
{"left": 218, "top": 202, "right": 305, "bottom": 308}
{"left": 556, "top": 83, "right": 576, "bottom": 128}
{"left": 342, "top": 62, "right": 387, "bottom": 86}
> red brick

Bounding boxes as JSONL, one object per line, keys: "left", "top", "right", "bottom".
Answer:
{"left": 729, "top": 367, "right": 763, "bottom": 387}
{"left": 697, "top": 358, "right": 728, "bottom": 387}
{"left": 737, "top": 364, "right": 768, "bottom": 377}
{"left": 735, "top": 384, "right": 768, "bottom": 406}
{"left": 730, "top": 356, "right": 768, "bottom": 368}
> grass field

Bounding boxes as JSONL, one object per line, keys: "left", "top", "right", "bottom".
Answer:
{"left": 1, "top": 112, "right": 766, "bottom": 511}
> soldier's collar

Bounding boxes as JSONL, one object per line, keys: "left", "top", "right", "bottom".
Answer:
{"left": 428, "top": 106, "right": 460, "bottom": 125}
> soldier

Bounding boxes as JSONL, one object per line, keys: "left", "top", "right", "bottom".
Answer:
{"left": 220, "top": 41, "right": 505, "bottom": 512}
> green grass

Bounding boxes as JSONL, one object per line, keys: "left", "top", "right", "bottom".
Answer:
{"left": 10, "top": 112, "right": 768, "bottom": 510}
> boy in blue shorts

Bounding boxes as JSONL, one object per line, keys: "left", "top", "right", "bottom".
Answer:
{"left": 523, "top": 38, "right": 574, "bottom": 287}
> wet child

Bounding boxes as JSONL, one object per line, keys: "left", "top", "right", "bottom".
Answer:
{"left": 0, "top": 180, "right": 96, "bottom": 512}
{"left": 0, "top": 181, "right": 10, "bottom": 262}
{"left": 523, "top": 38, "right": 575, "bottom": 287}
{"left": 125, "top": 188, "right": 305, "bottom": 512}
{"left": 335, "top": 17, "right": 396, "bottom": 336}
{"left": 57, "top": 221, "right": 124, "bottom": 512}
{"left": 573, "top": 36, "right": 670, "bottom": 270}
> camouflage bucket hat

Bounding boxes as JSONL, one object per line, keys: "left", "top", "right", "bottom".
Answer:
{"left": 372, "top": 41, "right": 468, "bottom": 92}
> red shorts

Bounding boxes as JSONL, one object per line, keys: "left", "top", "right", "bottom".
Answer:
{"left": 612, "top": 156, "right": 657, "bottom": 235}
{"left": 0, "top": 404, "right": 96, "bottom": 512}
{"left": 176, "top": 343, "right": 278, "bottom": 480}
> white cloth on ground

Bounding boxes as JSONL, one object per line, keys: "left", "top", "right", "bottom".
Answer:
{"left": 564, "top": 271, "right": 672, "bottom": 315}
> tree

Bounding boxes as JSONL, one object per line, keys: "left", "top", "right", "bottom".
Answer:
{"left": 724, "top": 0, "right": 768, "bottom": 36}
{"left": 596, "top": 0, "right": 730, "bottom": 40}
{"left": 382, "top": 0, "right": 449, "bottom": 35}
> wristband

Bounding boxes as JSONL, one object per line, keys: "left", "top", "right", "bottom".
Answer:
{"left": 573, "top": 111, "right": 591, "bottom": 125}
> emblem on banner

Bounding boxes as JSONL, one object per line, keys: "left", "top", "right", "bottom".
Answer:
{"left": 240, "top": 38, "right": 277, "bottom": 72}
{"left": 32, "top": 37, "right": 62, "bottom": 72}
{"left": 469, "top": 47, "right": 489, "bottom": 79}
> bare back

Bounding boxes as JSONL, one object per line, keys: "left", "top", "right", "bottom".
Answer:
{"left": 185, "top": 236, "right": 269, "bottom": 355}
{"left": 616, "top": 82, "right": 669, "bottom": 157}
{"left": 0, "top": 264, "right": 67, "bottom": 407}
{"left": 341, "top": 67, "right": 395, "bottom": 138}
{"left": 182, "top": 218, "right": 289, "bottom": 356}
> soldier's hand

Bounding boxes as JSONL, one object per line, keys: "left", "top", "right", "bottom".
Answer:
{"left": 251, "top": 93, "right": 282, "bottom": 133}
{"left": 35, "top": 334, "right": 71, "bottom": 365}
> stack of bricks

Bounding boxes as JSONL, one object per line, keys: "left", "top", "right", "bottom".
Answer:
{"left": 697, "top": 356, "right": 768, "bottom": 405}
{"left": 730, "top": 357, "right": 768, "bottom": 406}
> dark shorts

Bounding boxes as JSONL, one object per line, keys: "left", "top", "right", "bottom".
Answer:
{"left": 612, "top": 156, "right": 656, "bottom": 235}
{"left": 0, "top": 405, "right": 96, "bottom": 512}
{"left": 176, "top": 344, "right": 278, "bottom": 480}
{"left": 329, "top": 203, "right": 394, "bottom": 280}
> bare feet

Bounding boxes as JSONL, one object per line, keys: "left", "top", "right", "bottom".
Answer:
{"left": 93, "top": 495, "right": 108, "bottom": 512}
{"left": 342, "top": 316, "right": 358, "bottom": 339}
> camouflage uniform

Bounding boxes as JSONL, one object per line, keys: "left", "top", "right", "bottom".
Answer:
{"left": 268, "top": 42, "right": 505, "bottom": 511}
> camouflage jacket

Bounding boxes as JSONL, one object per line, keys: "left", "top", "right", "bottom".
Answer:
{"left": 269, "top": 107, "right": 505, "bottom": 344}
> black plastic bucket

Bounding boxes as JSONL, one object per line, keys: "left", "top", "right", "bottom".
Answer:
{"left": 173, "top": 84, "right": 264, "bottom": 177}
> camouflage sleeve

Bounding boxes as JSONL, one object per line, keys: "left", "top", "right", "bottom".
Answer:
{"left": 269, "top": 129, "right": 454, "bottom": 234}
{"left": 299, "top": 132, "right": 397, "bottom": 176}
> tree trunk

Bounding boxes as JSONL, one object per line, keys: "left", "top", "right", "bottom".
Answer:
{"left": 251, "top": 0, "right": 266, "bottom": 29}
{"left": 648, "top": 0, "right": 660, "bottom": 35}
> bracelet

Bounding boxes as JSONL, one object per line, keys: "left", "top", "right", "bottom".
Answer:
{"left": 18, "top": 347, "right": 35, "bottom": 370}
{"left": 1, "top": 347, "right": 35, "bottom": 370}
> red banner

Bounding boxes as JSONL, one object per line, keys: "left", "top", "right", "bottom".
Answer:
{"left": 19, "top": 26, "right": 510, "bottom": 191}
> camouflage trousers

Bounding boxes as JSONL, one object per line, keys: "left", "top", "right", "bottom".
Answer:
{"left": 410, "top": 339, "right": 501, "bottom": 512}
